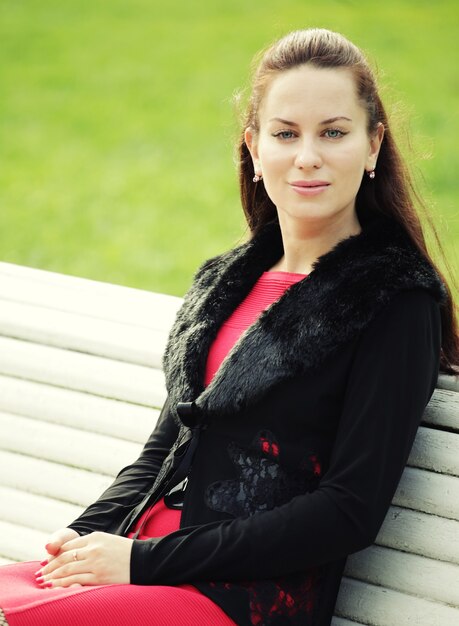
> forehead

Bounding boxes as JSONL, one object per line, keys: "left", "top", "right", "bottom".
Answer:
{"left": 259, "top": 65, "right": 363, "bottom": 122}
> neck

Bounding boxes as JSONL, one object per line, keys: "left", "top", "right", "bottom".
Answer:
{"left": 271, "top": 211, "right": 362, "bottom": 275}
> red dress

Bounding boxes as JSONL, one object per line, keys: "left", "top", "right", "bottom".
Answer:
{"left": 0, "top": 271, "right": 305, "bottom": 626}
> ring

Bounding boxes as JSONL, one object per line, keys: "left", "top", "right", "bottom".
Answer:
{"left": 72, "top": 550, "right": 78, "bottom": 562}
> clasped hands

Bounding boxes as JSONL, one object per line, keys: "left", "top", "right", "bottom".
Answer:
{"left": 35, "top": 528, "right": 133, "bottom": 589}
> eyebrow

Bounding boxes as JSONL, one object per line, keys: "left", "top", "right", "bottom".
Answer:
{"left": 268, "top": 116, "right": 352, "bottom": 125}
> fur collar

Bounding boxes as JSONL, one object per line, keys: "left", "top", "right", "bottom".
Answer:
{"left": 163, "top": 216, "right": 446, "bottom": 424}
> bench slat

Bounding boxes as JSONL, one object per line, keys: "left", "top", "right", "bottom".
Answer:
{"left": 0, "top": 486, "right": 82, "bottom": 533}
{"left": 0, "top": 336, "right": 166, "bottom": 407}
{"left": 0, "top": 412, "right": 141, "bottom": 476}
{"left": 0, "top": 299, "right": 168, "bottom": 367}
{"left": 376, "top": 506, "right": 459, "bottom": 565}
{"left": 437, "top": 373, "right": 459, "bottom": 393}
{"left": 393, "top": 466, "right": 459, "bottom": 521}
{"left": 0, "top": 450, "right": 112, "bottom": 507}
{"left": 422, "top": 388, "right": 459, "bottom": 431}
{"left": 345, "top": 545, "right": 459, "bottom": 607}
{"left": 0, "top": 520, "right": 48, "bottom": 562}
{"left": 335, "top": 577, "right": 459, "bottom": 625}
{"left": 0, "top": 375, "right": 159, "bottom": 443}
{"left": 0, "top": 262, "right": 182, "bottom": 329}
{"left": 408, "top": 425, "right": 459, "bottom": 476}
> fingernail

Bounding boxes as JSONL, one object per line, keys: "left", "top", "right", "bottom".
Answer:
{"left": 41, "top": 581, "right": 53, "bottom": 589}
{"left": 45, "top": 543, "right": 51, "bottom": 550}
{"left": 36, "top": 576, "right": 45, "bottom": 584}
{"left": 40, "top": 559, "right": 48, "bottom": 566}
{"left": 34, "top": 569, "right": 43, "bottom": 577}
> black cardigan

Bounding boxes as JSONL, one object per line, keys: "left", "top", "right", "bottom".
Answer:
{"left": 69, "top": 215, "right": 445, "bottom": 626}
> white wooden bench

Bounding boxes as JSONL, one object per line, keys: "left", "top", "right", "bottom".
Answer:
{"left": 0, "top": 261, "right": 458, "bottom": 625}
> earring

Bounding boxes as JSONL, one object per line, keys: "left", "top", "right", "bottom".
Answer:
{"left": 253, "top": 173, "right": 262, "bottom": 183}
{"left": 367, "top": 169, "right": 375, "bottom": 179}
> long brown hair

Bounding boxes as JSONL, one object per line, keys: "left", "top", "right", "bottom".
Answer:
{"left": 238, "top": 28, "right": 458, "bottom": 374}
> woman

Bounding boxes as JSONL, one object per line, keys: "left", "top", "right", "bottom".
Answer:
{"left": 1, "top": 28, "right": 457, "bottom": 626}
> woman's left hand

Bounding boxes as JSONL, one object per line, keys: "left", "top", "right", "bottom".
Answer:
{"left": 36, "top": 532, "right": 133, "bottom": 588}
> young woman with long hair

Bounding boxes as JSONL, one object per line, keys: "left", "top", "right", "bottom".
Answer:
{"left": 1, "top": 27, "right": 457, "bottom": 626}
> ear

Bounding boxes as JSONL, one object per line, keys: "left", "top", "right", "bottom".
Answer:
{"left": 366, "top": 122, "right": 385, "bottom": 171}
{"left": 244, "top": 127, "right": 260, "bottom": 170}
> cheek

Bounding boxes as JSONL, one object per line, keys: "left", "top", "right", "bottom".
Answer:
{"left": 349, "top": 134, "right": 371, "bottom": 161}
{"left": 257, "top": 138, "right": 289, "bottom": 171}
{"left": 334, "top": 143, "right": 369, "bottom": 178}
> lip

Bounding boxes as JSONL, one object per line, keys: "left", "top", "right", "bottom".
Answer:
{"left": 290, "top": 180, "right": 330, "bottom": 187}
{"left": 289, "top": 180, "right": 330, "bottom": 196}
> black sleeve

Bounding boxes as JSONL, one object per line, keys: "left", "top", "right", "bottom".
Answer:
{"left": 130, "top": 290, "right": 441, "bottom": 585}
{"left": 68, "top": 396, "right": 180, "bottom": 536}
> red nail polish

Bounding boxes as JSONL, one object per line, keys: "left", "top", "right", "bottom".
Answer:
{"left": 36, "top": 576, "right": 45, "bottom": 584}
{"left": 41, "top": 581, "right": 53, "bottom": 589}
{"left": 34, "top": 569, "right": 42, "bottom": 576}
{"left": 40, "top": 559, "right": 48, "bottom": 566}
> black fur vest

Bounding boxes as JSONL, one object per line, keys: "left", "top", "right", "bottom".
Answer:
{"left": 163, "top": 214, "right": 445, "bottom": 424}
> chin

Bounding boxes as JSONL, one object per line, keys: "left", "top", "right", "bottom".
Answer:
{"left": 280, "top": 207, "right": 338, "bottom": 222}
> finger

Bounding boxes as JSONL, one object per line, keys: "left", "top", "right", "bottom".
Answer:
{"left": 45, "top": 542, "right": 60, "bottom": 557}
{"left": 37, "top": 557, "right": 88, "bottom": 586}
{"left": 45, "top": 529, "right": 80, "bottom": 556}
{"left": 39, "top": 573, "right": 95, "bottom": 589}
{"left": 46, "top": 536, "right": 67, "bottom": 556}
{"left": 55, "top": 535, "right": 88, "bottom": 555}
{"left": 39, "top": 546, "right": 87, "bottom": 578}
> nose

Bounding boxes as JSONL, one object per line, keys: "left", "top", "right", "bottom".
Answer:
{"left": 294, "top": 137, "right": 323, "bottom": 170}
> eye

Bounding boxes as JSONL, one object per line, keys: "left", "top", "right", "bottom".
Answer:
{"left": 323, "top": 128, "right": 347, "bottom": 139}
{"left": 272, "top": 130, "right": 296, "bottom": 140}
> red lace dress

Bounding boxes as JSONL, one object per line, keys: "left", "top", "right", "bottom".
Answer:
{"left": 0, "top": 271, "right": 305, "bottom": 626}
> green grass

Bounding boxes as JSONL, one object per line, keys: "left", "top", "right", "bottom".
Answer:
{"left": 0, "top": 0, "right": 457, "bottom": 296}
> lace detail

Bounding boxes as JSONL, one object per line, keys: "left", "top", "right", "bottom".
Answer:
{"left": 206, "top": 430, "right": 322, "bottom": 517}
{"left": 209, "top": 569, "right": 321, "bottom": 626}
{"left": 0, "top": 609, "right": 9, "bottom": 626}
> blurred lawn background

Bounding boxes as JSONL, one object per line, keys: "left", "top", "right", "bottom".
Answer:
{"left": 1, "top": 0, "right": 457, "bottom": 296}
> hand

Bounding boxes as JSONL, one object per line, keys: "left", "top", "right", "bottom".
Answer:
{"left": 36, "top": 531, "right": 133, "bottom": 588}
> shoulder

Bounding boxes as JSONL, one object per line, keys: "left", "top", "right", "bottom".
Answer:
{"left": 369, "top": 289, "right": 441, "bottom": 332}
{"left": 354, "top": 289, "right": 442, "bottom": 372}
{"left": 342, "top": 288, "right": 442, "bottom": 404}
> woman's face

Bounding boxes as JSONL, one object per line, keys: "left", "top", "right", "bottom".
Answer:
{"left": 245, "top": 65, "right": 383, "bottom": 228}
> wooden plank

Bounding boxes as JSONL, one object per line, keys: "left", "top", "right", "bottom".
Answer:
{"left": 0, "top": 412, "right": 142, "bottom": 476}
{"left": 345, "top": 545, "right": 459, "bottom": 607}
{"left": 376, "top": 506, "right": 459, "bottom": 565}
{"left": 332, "top": 619, "right": 365, "bottom": 626}
{"left": 0, "top": 520, "right": 47, "bottom": 562}
{"left": 0, "top": 262, "right": 182, "bottom": 329}
{"left": 408, "top": 426, "right": 459, "bottom": 476}
{"left": 0, "top": 486, "right": 81, "bottom": 533}
{"left": 0, "top": 375, "right": 159, "bottom": 443}
{"left": 0, "top": 336, "right": 167, "bottom": 407}
{"left": 422, "top": 388, "right": 459, "bottom": 432}
{"left": 0, "top": 299, "right": 168, "bottom": 367}
{"left": 0, "top": 450, "right": 112, "bottom": 507}
{"left": 393, "top": 466, "right": 459, "bottom": 521}
{"left": 335, "top": 577, "right": 459, "bottom": 625}
{"left": 437, "top": 373, "right": 459, "bottom": 393}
